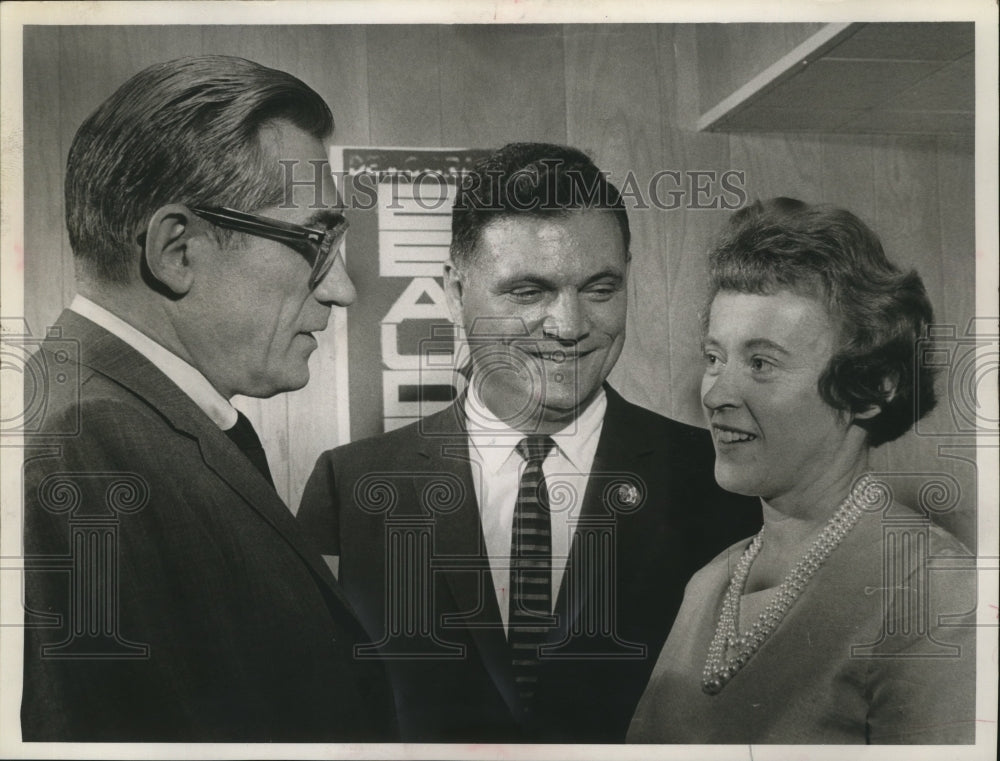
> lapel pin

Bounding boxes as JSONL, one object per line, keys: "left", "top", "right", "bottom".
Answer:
{"left": 617, "top": 483, "right": 639, "bottom": 507}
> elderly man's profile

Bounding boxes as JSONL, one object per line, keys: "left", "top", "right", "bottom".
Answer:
{"left": 21, "top": 55, "right": 396, "bottom": 742}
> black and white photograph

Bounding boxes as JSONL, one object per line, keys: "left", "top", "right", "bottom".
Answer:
{"left": 1, "top": 1, "right": 996, "bottom": 758}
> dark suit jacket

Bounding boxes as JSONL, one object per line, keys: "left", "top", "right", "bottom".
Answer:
{"left": 21, "top": 310, "right": 396, "bottom": 742}
{"left": 298, "top": 386, "right": 760, "bottom": 743}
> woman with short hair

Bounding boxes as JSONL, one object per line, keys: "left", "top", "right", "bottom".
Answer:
{"left": 628, "top": 197, "right": 976, "bottom": 744}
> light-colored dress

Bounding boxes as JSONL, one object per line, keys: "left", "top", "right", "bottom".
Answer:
{"left": 627, "top": 503, "right": 977, "bottom": 744}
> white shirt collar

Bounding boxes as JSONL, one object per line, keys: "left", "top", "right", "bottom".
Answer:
{"left": 70, "top": 295, "right": 238, "bottom": 430}
{"left": 463, "top": 376, "right": 607, "bottom": 474}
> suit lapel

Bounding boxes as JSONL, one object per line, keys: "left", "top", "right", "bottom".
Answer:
{"left": 416, "top": 403, "right": 521, "bottom": 721}
{"left": 53, "top": 310, "right": 352, "bottom": 610}
{"left": 549, "top": 386, "right": 654, "bottom": 646}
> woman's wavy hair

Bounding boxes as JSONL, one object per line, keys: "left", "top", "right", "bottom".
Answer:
{"left": 706, "top": 197, "right": 937, "bottom": 446}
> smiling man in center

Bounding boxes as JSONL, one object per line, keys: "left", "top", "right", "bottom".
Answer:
{"left": 299, "top": 142, "right": 760, "bottom": 743}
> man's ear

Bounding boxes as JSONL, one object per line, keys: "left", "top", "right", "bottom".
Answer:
{"left": 443, "top": 259, "right": 465, "bottom": 328}
{"left": 141, "top": 204, "right": 203, "bottom": 296}
{"left": 855, "top": 376, "right": 899, "bottom": 420}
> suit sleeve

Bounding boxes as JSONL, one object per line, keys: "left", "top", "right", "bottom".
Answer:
{"left": 21, "top": 399, "right": 208, "bottom": 740}
{"left": 297, "top": 452, "right": 342, "bottom": 557}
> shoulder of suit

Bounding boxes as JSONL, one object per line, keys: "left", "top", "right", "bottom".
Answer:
{"left": 322, "top": 404, "right": 457, "bottom": 464}
{"left": 38, "top": 381, "right": 174, "bottom": 445}
{"left": 605, "top": 386, "right": 713, "bottom": 446}
{"left": 31, "top": 337, "right": 178, "bottom": 444}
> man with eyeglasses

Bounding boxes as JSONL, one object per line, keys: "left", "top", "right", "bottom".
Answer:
{"left": 21, "top": 55, "right": 395, "bottom": 741}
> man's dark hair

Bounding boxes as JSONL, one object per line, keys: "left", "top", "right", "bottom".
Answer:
{"left": 706, "top": 196, "right": 937, "bottom": 447}
{"left": 450, "top": 142, "right": 631, "bottom": 264}
{"left": 65, "top": 55, "right": 334, "bottom": 283}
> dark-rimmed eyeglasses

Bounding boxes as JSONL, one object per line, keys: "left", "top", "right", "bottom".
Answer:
{"left": 190, "top": 206, "right": 350, "bottom": 290}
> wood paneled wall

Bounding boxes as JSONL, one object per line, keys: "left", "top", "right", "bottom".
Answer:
{"left": 22, "top": 25, "right": 976, "bottom": 544}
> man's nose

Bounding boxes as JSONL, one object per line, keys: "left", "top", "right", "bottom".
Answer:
{"left": 312, "top": 252, "right": 356, "bottom": 306}
{"left": 541, "top": 292, "right": 590, "bottom": 342}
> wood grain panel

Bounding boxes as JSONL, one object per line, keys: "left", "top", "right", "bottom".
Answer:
{"left": 819, "top": 136, "right": 875, "bottom": 218}
{"left": 279, "top": 26, "right": 372, "bottom": 146}
{"left": 439, "top": 25, "right": 566, "bottom": 148}
{"left": 565, "top": 24, "right": 668, "bottom": 415}
{"left": 366, "top": 25, "right": 443, "bottom": 146}
{"left": 662, "top": 25, "right": 735, "bottom": 426}
{"left": 728, "top": 133, "right": 826, "bottom": 203}
{"left": 935, "top": 135, "right": 975, "bottom": 326}
{"left": 198, "top": 25, "right": 279, "bottom": 65}
{"left": 23, "top": 26, "right": 64, "bottom": 338}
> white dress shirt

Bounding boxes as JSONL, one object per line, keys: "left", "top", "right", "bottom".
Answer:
{"left": 69, "top": 295, "right": 238, "bottom": 430}
{"left": 464, "top": 380, "right": 607, "bottom": 633}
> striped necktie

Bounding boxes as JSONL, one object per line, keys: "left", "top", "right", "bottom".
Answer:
{"left": 224, "top": 411, "right": 275, "bottom": 488}
{"left": 510, "top": 434, "right": 556, "bottom": 711}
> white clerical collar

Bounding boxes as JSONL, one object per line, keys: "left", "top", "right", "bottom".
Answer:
{"left": 70, "top": 295, "right": 238, "bottom": 430}
{"left": 464, "top": 376, "right": 607, "bottom": 474}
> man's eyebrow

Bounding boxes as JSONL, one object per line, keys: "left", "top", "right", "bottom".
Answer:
{"left": 497, "top": 274, "right": 557, "bottom": 289}
{"left": 582, "top": 269, "right": 625, "bottom": 285}
{"left": 497, "top": 269, "right": 625, "bottom": 289}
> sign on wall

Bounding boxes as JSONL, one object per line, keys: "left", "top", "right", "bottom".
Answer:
{"left": 331, "top": 148, "right": 491, "bottom": 442}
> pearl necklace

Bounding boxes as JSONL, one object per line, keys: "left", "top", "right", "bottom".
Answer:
{"left": 701, "top": 474, "right": 875, "bottom": 695}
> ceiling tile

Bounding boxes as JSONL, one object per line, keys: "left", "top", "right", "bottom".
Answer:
{"left": 750, "top": 59, "right": 944, "bottom": 111}
{"left": 699, "top": 21, "right": 975, "bottom": 136}
{"left": 829, "top": 22, "right": 974, "bottom": 61}
{"left": 883, "top": 54, "right": 975, "bottom": 113}
{"left": 717, "top": 107, "right": 857, "bottom": 132}
{"left": 839, "top": 110, "right": 974, "bottom": 134}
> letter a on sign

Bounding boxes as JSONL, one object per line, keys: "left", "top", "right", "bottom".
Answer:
{"left": 382, "top": 278, "right": 450, "bottom": 324}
